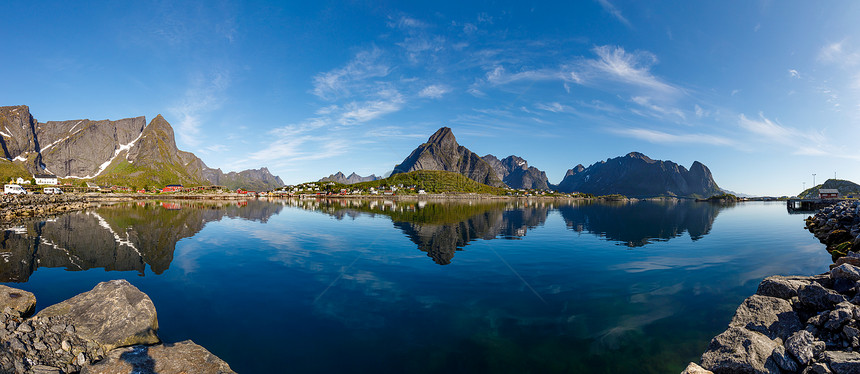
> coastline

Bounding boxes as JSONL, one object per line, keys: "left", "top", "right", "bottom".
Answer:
{"left": 685, "top": 200, "right": 860, "bottom": 373}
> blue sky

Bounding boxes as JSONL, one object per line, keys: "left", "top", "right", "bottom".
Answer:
{"left": 2, "top": 1, "right": 860, "bottom": 196}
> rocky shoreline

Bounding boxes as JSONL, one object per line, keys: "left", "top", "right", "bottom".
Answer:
{"left": 1, "top": 280, "right": 234, "bottom": 374}
{"left": 684, "top": 200, "right": 860, "bottom": 373}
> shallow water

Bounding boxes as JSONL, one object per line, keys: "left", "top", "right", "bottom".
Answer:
{"left": 0, "top": 199, "right": 829, "bottom": 373}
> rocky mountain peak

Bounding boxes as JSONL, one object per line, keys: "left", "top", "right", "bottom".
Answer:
{"left": 626, "top": 152, "right": 655, "bottom": 163}
{"left": 426, "top": 127, "right": 458, "bottom": 150}
{"left": 565, "top": 164, "right": 585, "bottom": 177}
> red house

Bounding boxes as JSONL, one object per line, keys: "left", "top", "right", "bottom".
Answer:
{"left": 162, "top": 184, "right": 183, "bottom": 193}
{"left": 819, "top": 189, "right": 840, "bottom": 199}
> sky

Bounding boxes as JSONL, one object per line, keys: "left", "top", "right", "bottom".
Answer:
{"left": 2, "top": 1, "right": 860, "bottom": 196}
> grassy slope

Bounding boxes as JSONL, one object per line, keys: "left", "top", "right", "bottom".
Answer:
{"left": 799, "top": 179, "right": 860, "bottom": 198}
{"left": 92, "top": 153, "right": 208, "bottom": 190}
{"left": 0, "top": 159, "right": 35, "bottom": 183}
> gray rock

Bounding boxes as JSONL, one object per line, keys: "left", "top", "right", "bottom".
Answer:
{"left": 681, "top": 362, "right": 714, "bottom": 373}
{"left": 0, "top": 284, "right": 36, "bottom": 317}
{"left": 773, "top": 344, "right": 799, "bottom": 372}
{"left": 81, "top": 340, "right": 236, "bottom": 374}
{"left": 827, "top": 350, "right": 860, "bottom": 373}
{"left": 36, "top": 279, "right": 159, "bottom": 351}
{"left": 701, "top": 327, "right": 782, "bottom": 374}
{"left": 833, "top": 264, "right": 860, "bottom": 283}
{"left": 787, "top": 330, "right": 825, "bottom": 366}
{"left": 758, "top": 275, "right": 813, "bottom": 299}
{"left": 800, "top": 283, "right": 848, "bottom": 311}
{"left": 825, "top": 303, "right": 860, "bottom": 331}
{"left": 730, "top": 294, "right": 803, "bottom": 340}
{"left": 804, "top": 362, "right": 834, "bottom": 374}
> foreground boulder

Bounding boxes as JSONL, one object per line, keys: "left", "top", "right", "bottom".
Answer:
{"left": 82, "top": 340, "right": 236, "bottom": 374}
{"left": 1, "top": 280, "right": 232, "bottom": 373}
{"left": 0, "top": 284, "right": 35, "bottom": 317}
{"left": 36, "top": 279, "right": 159, "bottom": 351}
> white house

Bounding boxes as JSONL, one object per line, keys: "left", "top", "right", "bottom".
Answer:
{"left": 34, "top": 174, "right": 58, "bottom": 186}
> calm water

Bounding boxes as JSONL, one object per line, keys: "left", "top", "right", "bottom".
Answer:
{"left": 0, "top": 199, "right": 829, "bottom": 373}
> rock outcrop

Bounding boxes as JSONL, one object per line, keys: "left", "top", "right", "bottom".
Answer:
{"left": 36, "top": 280, "right": 159, "bottom": 351}
{"left": 691, "top": 266, "right": 860, "bottom": 373}
{"left": 392, "top": 127, "right": 506, "bottom": 188}
{"left": 319, "top": 171, "right": 380, "bottom": 185}
{"left": 0, "top": 284, "right": 35, "bottom": 317}
{"left": 481, "top": 154, "right": 550, "bottom": 190}
{"left": 0, "top": 280, "right": 234, "bottom": 373}
{"left": 555, "top": 152, "right": 721, "bottom": 198}
{"left": 81, "top": 341, "right": 235, "bottom": 374}
{"left": 805, "top": 200, "right": 860, "bottom": 260}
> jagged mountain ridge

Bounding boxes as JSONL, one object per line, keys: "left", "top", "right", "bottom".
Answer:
{"left": 391, "top": 127, "right": 505, "bottom": 188}
{"left": 0, "top": 105, "right": 282, "bottom": 189}
{"left": 555, "top": 152, "right": 721, "bottom": 198}
{"left": 319, "top": 171, "right": 380, "bottom": 184}
{"left": 206, "top": 167, "right": 285, "bottom": 191}
{"left": 482, "top": 154, "right": 550, "bottom": 190}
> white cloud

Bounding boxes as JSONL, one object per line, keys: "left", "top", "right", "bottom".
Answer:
{"left": 418, "top": 84, "right": 451, "bottom": 98}
{"left": 536, "top": 102, "right": 566, "bottom": 113}
{"left": 736, "top": 112, "right": 843, "bottom": 157}
{"left": 788, "top": 69, "right": 800, "bottom": 78}
{"left": 597, "top": 0, "right": 632, "bottom": 28}
{"left": 587, "top": 45, "right": 678, "bottom": 95}
{"left": 694, "top": 104, "right": 707, "bottom": 118}
{"left": 631, "top": 96, "right": 685, "bottom": 120}
{"left": 612, "top": 128, "right": 734, "bottom": 146}
{"left": 819, "top": 41, "right": 860, "bottom": 66}
{"left": 169, "top": 70, "right": 230, "bottom": 147}
{"left": 339, "top": 91, "right": 404, "bottom": 124}
{"left": 312, "top": 48, "right": 390, "bottom": 100}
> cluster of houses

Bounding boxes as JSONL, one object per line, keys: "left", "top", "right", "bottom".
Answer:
{"left": 273, "top": 182, "right": 428, "bottom": 197}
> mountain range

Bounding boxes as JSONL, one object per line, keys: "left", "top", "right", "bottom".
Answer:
{"left": 319, "top": 171, "right": 380, "bottom": 184}
{"left": 348, "top": 126, "right": 722, "bottom": 198}
{"left": 0, "top": 105, "right": 282, "bottom": 190}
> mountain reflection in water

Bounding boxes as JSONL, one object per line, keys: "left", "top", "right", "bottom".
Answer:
{"left": 0, "top": 198, "right": 732, "bottom": 282}
{"left": 290, "top": 198, "right": 731, "bottom": 264}
{"left": 0, "top": 200, "right": 281, "bottom": 282}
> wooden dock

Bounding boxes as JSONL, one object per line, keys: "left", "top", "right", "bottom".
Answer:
{"left": 786, "top": 198, "right": 843, "bottom": 212}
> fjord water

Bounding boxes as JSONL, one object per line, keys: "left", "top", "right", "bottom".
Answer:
{"left": 0, "top": 199, "right": 829, "bottom": 373}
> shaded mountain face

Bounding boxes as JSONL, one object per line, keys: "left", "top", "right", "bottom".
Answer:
{"left": 0, "top": 105, "right": 282, "bottom": 189}
{"left": 319, "top": 171, "right": 380, "bottom": 184}
{"left": 392, "top": 127, "right": 505, "bottom": 188}
{"left": 206, "top": 167, "right": 285, "bottom": 191}
{"left": 555, "top": 152, "right": 721, "bottom": 198}
{"left": 482, "top": 154, "right": 550, "bottom": 190}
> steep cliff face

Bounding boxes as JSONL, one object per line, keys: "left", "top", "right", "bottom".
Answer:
{"left": 0, "top": 105, "right": 40, "bottom": 169}
{"left": 555, "top": 152, "right": 721, "bottom": 198}
{"left": 392, "top": 127, "right": 505, "bottom": 188}
{"left": 39, "top": 117, "right": 146, "bottom": 178}
{"left": 0, "top": 105, "right": 283, "bottom": 189}
{"left": 482, "top": 154, "right": 550, "bottom": 190}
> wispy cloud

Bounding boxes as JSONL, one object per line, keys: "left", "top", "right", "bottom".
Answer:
{"left": 737, "top": 112, "right": 834, "bottom": 156}
{"left": 169, "top": 70, "right": 230, "bottom": 147}
{"left": 631, "top": 96, "right": 685, "bottom": 120}
{"left": 612, "top": 128, "right": 735, "bottom": 146}
{"left": 586, "top": 45, "right": 678, "bottom": 95}
{"left": 418, "top": 84, "right": 451, "bottom": 98}
{"left": 312, "top": 48, "right": 390, "bottom": 100}
{"left": 819, "top": 41, "right": 860, "bottom": 67}
{"left": 596, "top": 0, "right": 632, "bottom": 28}
{"left": 788, "top": 69, "right": 800, "bottom": 78}
{"left": 536, "top": 102, "right": 567, "bottom": 113}
{"left": 339, "top": 90, "right": 404, "bottom": 124}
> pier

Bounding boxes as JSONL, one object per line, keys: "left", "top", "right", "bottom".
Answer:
{"left": 786, "top": 198, "right": 844, "bottom": 213}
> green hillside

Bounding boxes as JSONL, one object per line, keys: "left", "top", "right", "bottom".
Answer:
{"left": 352, "top": 170, "right": 506, "bottom": 194}
{"left": 92, "top": 158, "right": 209, "bottom": 190}
{"left": 0, "top": 159, "right": 34, "bottom": 183}
{"left": 799, "top": 179, "right": 860, "bottom": 198}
